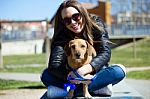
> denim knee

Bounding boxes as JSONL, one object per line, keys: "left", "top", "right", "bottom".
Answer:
{"left": 41, "top": 68, "right": 66, "bottom": 88}
{"left": 111, "top": 64, "right": 126, "bottom": 85}
{"left": 40, "top": 68, "right": 49, "bottom": 87}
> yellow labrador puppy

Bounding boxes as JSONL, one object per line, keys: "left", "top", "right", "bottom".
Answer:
{"left": 65, "top": 39, "right": 96, "bottom": 98}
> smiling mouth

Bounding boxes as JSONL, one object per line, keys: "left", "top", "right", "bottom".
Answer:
{"left": 71, "top": 24, "right": 79, "bottom": 30}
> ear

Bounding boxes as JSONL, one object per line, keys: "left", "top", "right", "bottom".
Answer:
{"left": 86, "top": 41, "right": 96, "bottom": 56}
{"left": 64, "top": 43, "right": 71, "bottom": 56}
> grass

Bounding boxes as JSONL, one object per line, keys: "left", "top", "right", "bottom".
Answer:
{"left": 0, "top": 79, "right": 45, "bottom": 90}
{"left": 110, "top": 38, "right": 150, "bottom": 67}
{"left": 127, "top": 70, "right": 150, "bottom": 80}
{"left": 0, "top": 53, "right": 47, "bottom": 73}
{"left": 0, "top": 66, "right": 46, "bottom": 73}
{"left": 3, "top": 54, "right": 46, "bottom": 65}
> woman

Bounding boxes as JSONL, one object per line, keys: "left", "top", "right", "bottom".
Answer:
{"left": 41, "top": 0, "right": 126, "bottom": 98}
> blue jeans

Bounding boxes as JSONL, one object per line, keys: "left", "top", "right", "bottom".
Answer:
{"left": 40, "top": 64, "right": 126, "bottom": 98}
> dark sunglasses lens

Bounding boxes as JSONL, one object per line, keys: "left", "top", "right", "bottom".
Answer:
{"left": 63, "top": 13, "right": 81, "bottom": 25}
{"left": 72, "top": 13, "right": 81, "bottom": 21}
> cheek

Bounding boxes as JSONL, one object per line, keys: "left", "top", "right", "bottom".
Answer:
{"left": 78, "top": 19, "right": 84, "bottom": 29}
{"left": 79, "top": 19, "right": 84, "bottom": 28}
{"left": 79, "top": 18, "right": 83, "bottom": 25}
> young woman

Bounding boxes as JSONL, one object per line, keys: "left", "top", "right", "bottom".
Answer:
{"left": 41, "top": 0, "right": 126, "bottom": 98}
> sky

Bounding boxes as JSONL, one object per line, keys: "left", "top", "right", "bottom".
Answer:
{"left": 0, "top": 0, "right": 62, "bottom": 20}
{"left": 1, "top": 0, "right": 149, "bottom": 21}
{"left": 0, "top": 0, "right": 101, "bottom": 21}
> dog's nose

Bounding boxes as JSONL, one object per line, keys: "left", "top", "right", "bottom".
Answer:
{"left": 75, "top": 53, "right": 81, "bottom": 59}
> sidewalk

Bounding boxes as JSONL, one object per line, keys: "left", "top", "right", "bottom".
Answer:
{"left": 0, "top": 73, "right": 40, "bottom": 82}
{"left": 0, "top": 89, "right": 46, "bottom": 99}
{"left": 126, "top": 66, "right": 150, "bottom": 72}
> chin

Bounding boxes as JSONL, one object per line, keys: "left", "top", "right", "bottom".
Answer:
{"left": 73, "top": 29, "right": 82, "bottom": 33}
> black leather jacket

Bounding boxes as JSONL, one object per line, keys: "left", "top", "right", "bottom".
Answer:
{"left": 47, "top": 16, "right": 111, "bottom": 81}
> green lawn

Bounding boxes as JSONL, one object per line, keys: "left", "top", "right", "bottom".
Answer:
{"left": 3, "top": 54, "right": 46, "bottom": 65}
{"left": 127, "top": 70, "right": 150, "bottom": 80}
{"left": 0, "top": 79, "right": 44, "bottom": 90}
{"left": 0, "top": 53, "right": 46, "bottom": 73}
{"left": 0, "top": 66, "right": 46, "bottom": 73}
{"left": 110, "top": 38, "right": 150, "bottom": 67}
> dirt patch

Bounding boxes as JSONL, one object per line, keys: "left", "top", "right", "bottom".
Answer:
{"left": 0, "top": 89, "right": 46, "bottom": 99}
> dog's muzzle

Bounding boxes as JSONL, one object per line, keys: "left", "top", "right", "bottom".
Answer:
{"left": 75, "top": 53, "right": 81, "bottom": 59}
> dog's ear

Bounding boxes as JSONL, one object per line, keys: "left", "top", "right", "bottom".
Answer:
{"left": 86, "top": 41, "right": 96, "bottom": 56}
{"left": 64, "top": 43, "right": 71, "bottom": 56}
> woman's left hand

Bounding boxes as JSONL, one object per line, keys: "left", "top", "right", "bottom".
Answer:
{"left": 77, "top": 64, "right": 94, "bottom": 76}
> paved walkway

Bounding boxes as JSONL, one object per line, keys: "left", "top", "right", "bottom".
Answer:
{"left": 125, "top": 79, "right": 150, "bottom": 99}
{"left": 126, "top": 66, "right": 150, "bottom": 72}
{"left": 0, "top": 73, "right": 41, "bottom": 82}
{"left": 0, "top": 89, "right": 46, "bottom": 99}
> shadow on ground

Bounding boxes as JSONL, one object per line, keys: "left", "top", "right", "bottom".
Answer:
{"left": 19, "top": 85, "right": 46, "bottom": 89}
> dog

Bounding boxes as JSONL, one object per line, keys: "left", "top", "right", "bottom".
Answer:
{"left": 65, "top": 39, "right": 96, "bottom": 98}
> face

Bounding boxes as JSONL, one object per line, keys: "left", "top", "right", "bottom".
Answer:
{"left": 61, "top": 7, "right": 84, "bottom": 33}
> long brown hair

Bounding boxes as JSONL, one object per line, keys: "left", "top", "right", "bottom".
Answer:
{"left": 52, "top": 0, "right": 104, "bottom": 45}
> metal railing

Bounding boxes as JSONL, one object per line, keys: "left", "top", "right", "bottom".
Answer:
{"left": 109, "top": 24, "right": 150, "bottom": 36}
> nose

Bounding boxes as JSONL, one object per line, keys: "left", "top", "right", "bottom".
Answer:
{"left": 71, "top": 19, "right": 76, "bottom": 24}
{"left": 75, "top": 53, "right": 81, "bottom": 59}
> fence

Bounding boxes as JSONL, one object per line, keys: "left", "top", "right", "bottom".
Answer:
{"left": 109, "top": 24, "right": 150, "bottom": 36}
{"left": 1, "top": 20, "right": 48, "bottom": 42}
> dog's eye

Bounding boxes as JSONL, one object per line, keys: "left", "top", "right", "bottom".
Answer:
{"left": 71, "top": 45, "right": 75, "bottom": 49}
{"left": 81, "top": 45, "right": 85, "bottom": 48}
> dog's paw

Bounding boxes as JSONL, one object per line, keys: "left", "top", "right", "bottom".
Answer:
{"left": 67, "top": 90, "right": 74, "bottom": 98}
{"left": 85, "top": 93, "right": 92, "bottom": 98}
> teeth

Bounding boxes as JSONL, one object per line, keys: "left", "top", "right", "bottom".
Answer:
{"left": 72, "top": 25, "right": 78, "bottom": 30}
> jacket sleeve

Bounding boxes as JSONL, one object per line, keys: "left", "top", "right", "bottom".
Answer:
{"left": 48, "top": 46, "right": 69, "bottom": 81}
{"left": 47, "top": 34, "right": 69, "bottom": 81}
{"left": 90, "top": 16, "right": 111, "bottom": 72}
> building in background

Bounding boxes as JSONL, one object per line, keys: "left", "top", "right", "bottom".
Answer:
{"left": 50, "top": 0, "right": 112, "bottom": 26}
{"left": 0, "top": 20, "right": 48, "bottom": 55}
{"left": 113, "top": 12, "right": 150, "bottom": 25}
{"left": 83, "top": 0, "right": 111, "bottom": 26}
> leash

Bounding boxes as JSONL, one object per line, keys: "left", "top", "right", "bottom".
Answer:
{"left": 67, "top": 65, "right": 83, "bottom": 80}
{"left": 63, "top": 65, "right": 77, "bottom": 92}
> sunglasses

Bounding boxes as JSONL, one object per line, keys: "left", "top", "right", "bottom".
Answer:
{"left": 62, "top": 13, "right": 82, "bottom": 25}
